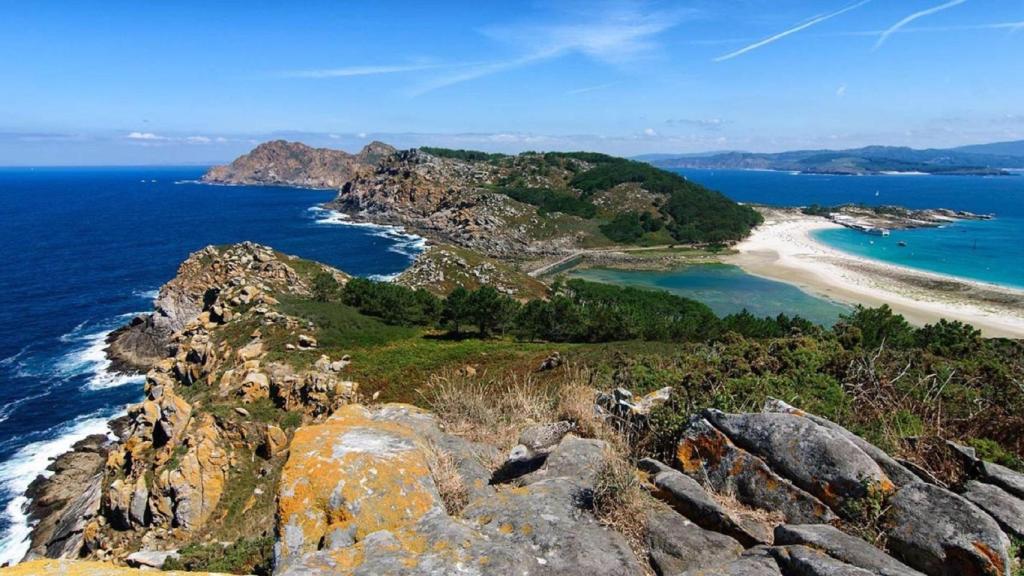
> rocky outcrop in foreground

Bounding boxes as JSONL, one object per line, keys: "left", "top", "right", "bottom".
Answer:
{"left": 275, "top": 403, "right": 642, "bottom": 575}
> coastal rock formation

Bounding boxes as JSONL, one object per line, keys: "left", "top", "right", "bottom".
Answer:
{"left": 106, "top": 242, "right": 337, "bottom": 372}
{"left": 202, "top": 140, "right": 392, "bottom": 188}
{"left": 23, "top": 435, "right": 109, "bottom": 559}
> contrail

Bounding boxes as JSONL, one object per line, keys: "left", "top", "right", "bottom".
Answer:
{"left": 714, "top": 0, "right": 872, "bottom": 62}
{"left": 874, "top": 0, "right": 969, "bottom": 49}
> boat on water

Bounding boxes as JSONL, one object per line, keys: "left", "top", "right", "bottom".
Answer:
{"left": 898, "top": 240, "right": 907, "bottom": 247}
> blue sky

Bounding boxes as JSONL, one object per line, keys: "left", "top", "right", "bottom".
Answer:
{"left": 1, "top": 0, "right": 1022, "bottom": 164}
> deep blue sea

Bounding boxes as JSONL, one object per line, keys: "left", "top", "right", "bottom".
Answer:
{"left": 0, "top": 167, "right": 422, "bottom": 563}
{"left": 675, "top": 169, "right": 1024, "bottom": 289}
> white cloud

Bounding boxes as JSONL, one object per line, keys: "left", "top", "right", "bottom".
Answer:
{"left": 357, "top": 132, "right": 368, "bottom": 139}
{"left": 874, "top": 0, "right": 969, "bottom": 49}
{"left": 411, "top": 4, "right": 691, "bottom": 96}
{"left": 665, "top": 117, "right": 727, "bottom": 130}
{"left": 126, "top": 131, "right": 166, "bottom": 141}
{"left": 836, "top": 84, "right": 847, "bottom": 97}
{"left": 714, "top": 0, "right": 871, "bottom": 62}
{"left": 185, "top": 135, "right": 211, "bottom": 144}
{"left": 643, "top": 128, "right": 658, "bottom": 137}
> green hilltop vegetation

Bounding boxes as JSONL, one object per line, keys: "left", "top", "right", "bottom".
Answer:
{"left": 292, "top": 270, "right": 1024, "bottom": 468}
{"left": 421, "top": 147, "right": 764, "bottom": 245}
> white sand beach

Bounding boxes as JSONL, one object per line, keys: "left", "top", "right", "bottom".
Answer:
{"left": 727, "top": 208, "right": 1024, "bottom": 338}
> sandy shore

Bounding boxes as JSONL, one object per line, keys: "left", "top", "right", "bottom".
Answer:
{"left": 726, "top": 208, "right": 1024, "bottom": 338}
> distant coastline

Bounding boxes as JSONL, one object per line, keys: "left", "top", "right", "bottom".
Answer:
{"left": 727, "top": 208, "right": 1024, "bottom": 338}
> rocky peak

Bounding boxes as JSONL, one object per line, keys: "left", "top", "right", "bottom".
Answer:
{"left": 202, "top": 140, "right": 392, "bottom": 188}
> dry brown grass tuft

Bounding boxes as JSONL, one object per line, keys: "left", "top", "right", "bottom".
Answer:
{"left": 593, "top": 453, "right": 656, "bottom": 576}
{"left": 710, "top": 490, "right": 785, "bottom": 528}
{"left": 425, "top": 442, "right": 469, "bottom": 517}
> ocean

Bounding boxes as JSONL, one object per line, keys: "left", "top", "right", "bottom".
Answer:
{"left": 675, "top": 169, "right": 1024, "bottom": 289}
{"left": 0, "top": 167, "right": 422, "bottom": 563}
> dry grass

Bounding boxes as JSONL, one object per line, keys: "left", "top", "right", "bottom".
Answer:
{"left": 422, "top": 363, "right": 657, "bottom": 572}
{"left": 425, "top": 442, "right": 469, "bottom": 516}
{"left": 710, "top": 490, "right": 785, "bottom": 527}
{"left": 593, "top": 453, "right": 655, "bottom": 575}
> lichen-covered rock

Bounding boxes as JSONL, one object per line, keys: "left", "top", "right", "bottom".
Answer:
{"left": 260, "top": 424, "right": 289, "bottom": 459}
{"left": 158, "top": 416, "right": 228, "bottom": 530}
{"left": 0, "top": 559, "right": 228, "bottom": 575}
{"left": 676, "top": 417, "right": 835, "bottom": 524}
{"left": 773, "top": 524, "right": 924, "bottom": 576}
{"left": 763, "top": 398, "right": 919, "bottom": 487}
{"left": 646, "top": 507, "right": 743, "bottom": 575}
{"left": 703, "top": 410, "right": 893, "bottom": 512}
{"left": 770, "top": 545, "right": 876, "bottom": 576}
{"left": 639, "top": 458, "right": 771, "bottom": 546}
{"left": 961, "top": 481, "right": 1024, "bottom": 539}
{"left": 275, "top": 404, "right": 442, "bottom": 571}
{"left": 884, "top": 482, "right": 1011, "bottom": 576}
{"left": 276, "top": 403, "right": 643, "bottom": 575}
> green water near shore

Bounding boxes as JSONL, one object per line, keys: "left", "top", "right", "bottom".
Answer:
{"left": 570, "top": 264, "right": 851, "bottom": 326}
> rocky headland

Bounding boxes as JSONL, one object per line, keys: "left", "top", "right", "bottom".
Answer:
{"left": 11, "top": 241, "right": 1024, "bottom": 576}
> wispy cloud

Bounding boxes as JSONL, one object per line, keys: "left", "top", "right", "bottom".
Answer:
{"left": 713, "top": 0, "right": 871, "bottom": 62}
{"left": 410, "top": 3, "right": 691, "bottom": 96}
{"left": 665, "top": 117, "right": 728, "bottom": 130}
{"left": 566, "top": 82, "right": 618, "bottom": 95}
{"left": 874, "top": 0, "right": 969, "bottom": 49}
{"left": 280, "top": 63, "right": 449, "bottom": 79}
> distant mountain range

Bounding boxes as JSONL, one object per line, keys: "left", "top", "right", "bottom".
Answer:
{"left": 643, "top": 139, "right": 1024, "bottom": 175}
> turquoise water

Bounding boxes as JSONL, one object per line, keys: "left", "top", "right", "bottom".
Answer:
{"left": 676, "top": 169, "right": 1024, "bottom": 289}
{"left": 813, "top": 220, "right": 1024, "bottom": 289}
{"left": 571, "top": 264, "right": 850, "bottom": 326}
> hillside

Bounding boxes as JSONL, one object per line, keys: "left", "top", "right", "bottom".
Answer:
{"left": 17, "top": 241, "right": 1024, "bottom": 575}
{"left": 648, "top": 144, "right": 1024, "bottom": 175}
{"left": 201, "top": 140, "right": 396, "bottom": 188}
{"left": 955, "top": 138, "right": 1024, "bottom": 158}
{"left": 204, "top": 143, "right": 762, "bottom": 259}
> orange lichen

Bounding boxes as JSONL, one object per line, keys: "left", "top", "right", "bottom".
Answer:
{"left": 0, "top": 559, "right": 228, "bottom": 575}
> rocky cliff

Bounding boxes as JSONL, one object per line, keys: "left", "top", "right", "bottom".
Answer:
{"left": 202, "top": 140, "right": 394, "bottom": 188}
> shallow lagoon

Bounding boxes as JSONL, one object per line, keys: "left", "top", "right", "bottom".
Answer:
{"left": 570, "top": 264, "right": 850, "bottom": 326}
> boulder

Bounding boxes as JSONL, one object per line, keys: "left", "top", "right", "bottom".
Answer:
{"left": 676, "top": 417, "right": 835, "bottom": 524}
{"left": 679, "top": 546, "right": 783, "bottom": 575}
{"left": 773, "top": 524, "right": 924, "bottom": 576}
{"left": 771, "top": 545, "right": 876, "bottom": 576}
{"left": 639, "top": 458, "right": 771, "bottom": 546}
{"left": 126, "top": 549, "right": 179, "bottom": 569}
{"left": 520, "top": 435, "right": 608, "bottom": 489}
{"left": 239, "top": 371, "right": 270, "bottom": 403}
{"left": 703, "top": 410, "right": 893, "bottom": 512}
{"left": 275, "top": 404, "right": 443, "bottom": 571}
{"left": 763, "top": 398, "right": 919, "bottom": 487}
{"left": 260, "top": 424, "right": 289, "bottom": 459}
{"left": 153, "top": 389, "right": 192, "bottom": 448}
{"left": 961, "top": 481, "right": 1024, "bottom": 539}
{"left": 236, "top": 340, "right": 264, "bottom": 362}
{"left": 160, "top": 416, "right": 229, "bottom": 530}
{"left": 884, "top": 482, "right": 1011, "bottom": 576}
{"left": 978, "top": 461, "right": 1024, "bottom": 501}
{"left": 646, "top": 507, "right": 743, "bottom": 575}
{"left": 462, "top": 477, "right": 645, "bottom": 576}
